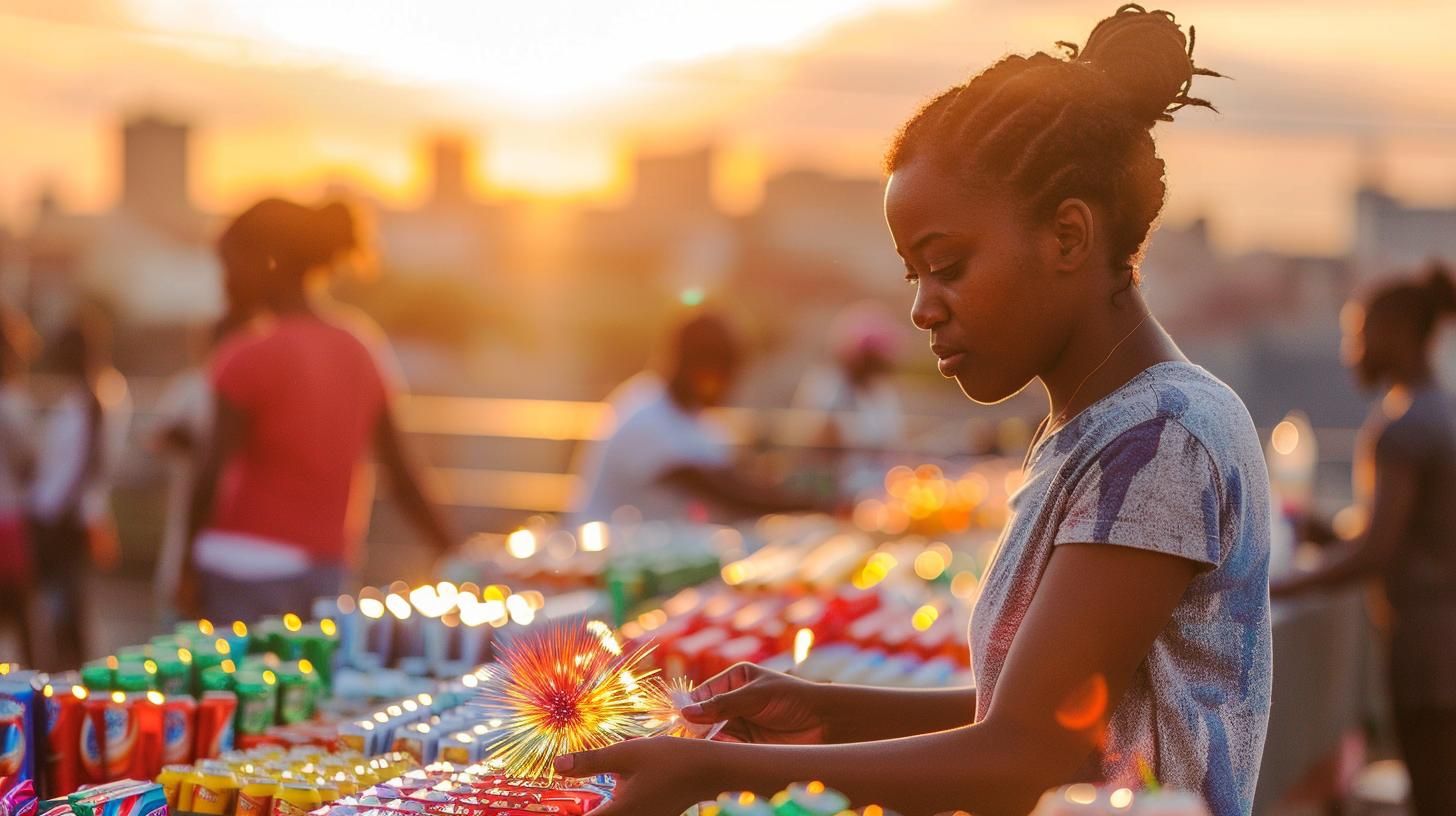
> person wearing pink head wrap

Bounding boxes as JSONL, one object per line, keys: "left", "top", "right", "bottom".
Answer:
{"left": 794, "top": 301, "right": 906, "bottom": 494}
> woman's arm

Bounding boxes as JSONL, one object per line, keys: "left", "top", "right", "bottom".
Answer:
{"left": 1272, "top": 450, "right": 1418, "bottom": 596}
{"left": 816, "top": 684, "right": 976, "bottom": 743}
{"left": 374, "top": 405, "right": 454, "bottom": 555}
{"left": 682, "top": 662, "right": 974, "bottom": 744}
{"left": 661, "top": 465, "right": 836, "bottom": 517}
{"left": 564, "top": 543, "right": 1198, "bottom": 816}
{"left": 178, "top": 397, "right": 246, "bottom": 611}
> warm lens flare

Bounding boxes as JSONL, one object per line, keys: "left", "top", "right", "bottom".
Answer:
{"left": 473, "top": 621, "right": 659, "bottom": 780}
{"left": 1055, "top": 673, "right": 1109, "bottom": 732}
{"left": 793, "top": 628, "right": 815, "bottom": 667}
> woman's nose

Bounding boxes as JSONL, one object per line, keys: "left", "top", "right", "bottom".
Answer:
{"left": 911, "top": 283, "right": 947, "bottom": 331}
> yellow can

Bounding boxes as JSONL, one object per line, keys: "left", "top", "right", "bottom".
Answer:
{"left": 156, "top": 764, "right": 193, "bottom": 811}
{"left": 348, "top": 762, "right": 379, "bottom": 788}
{"left": 313, "top": 778, "right": 340, "bottom": 803}
{"left": 270, "top": 782, "right": 323, "bottom": 816}
{"left": 321, "top": 768, "right": 357, "bottom": 797}
{"left": 191, "top": 766, "right": 241, "bottom": 816}
{"left": 235, "top": 777, "right": 276, "bottom": 816}
{"left": 178, "top": 767, "right": 208, "bottom": 813}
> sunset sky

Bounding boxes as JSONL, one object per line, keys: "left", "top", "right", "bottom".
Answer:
{"left": 3, "top": 0, "right": 1455, "bottom": 254}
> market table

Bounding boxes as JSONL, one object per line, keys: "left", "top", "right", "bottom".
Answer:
{"left": 1256, "top": 588, "right": 1375, "bottom": 812}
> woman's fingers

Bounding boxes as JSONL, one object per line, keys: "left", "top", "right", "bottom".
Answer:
{"left": 554, "top": 742, "right": 632, "bottom": 777}
{"left": 689, "top": 662, "right": 761, "bottom": 703}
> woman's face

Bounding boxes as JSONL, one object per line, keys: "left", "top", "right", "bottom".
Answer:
{"left": 884, "top": 157, "right": 1080, "bottom": 404}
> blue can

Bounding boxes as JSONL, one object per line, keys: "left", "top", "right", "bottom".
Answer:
{"left": 0, "top": 673, "right": 39, "bottom": 786}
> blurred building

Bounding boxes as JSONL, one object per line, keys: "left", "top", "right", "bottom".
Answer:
{"left": 12, "top": 114, "right": 220, "bottom": 349}
{"left": 745, "top": 168, "right": 901, "bottom": 295}
{"left": 374, "top": 134, "right": 497, "bottom": 278}
{"left": 1354, "top": 181, "right": 1456, "bottom": 282}
{"left": 120, "top": 115, "right": 199, "bottom": 237}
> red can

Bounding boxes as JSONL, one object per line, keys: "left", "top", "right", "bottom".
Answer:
{"left": 125, "top": 692, "right": 164, "bottom": 782}
{"left": 41, "top": 684, "right": 85, "bottom": 797}
{"left": 77, "top": 696, "right": 109, "bottom": 784}
{"left": 194, "top": 692, "right": 236, "bottom": 760}
{"left": 160, "top": 694, "right": 195, "bottom": 766}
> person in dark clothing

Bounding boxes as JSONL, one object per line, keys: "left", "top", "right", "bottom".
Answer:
{"left": 1274, "top": 260, "right": 1456, "bottom": 816}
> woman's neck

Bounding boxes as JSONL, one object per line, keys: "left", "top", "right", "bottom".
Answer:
{"left": 267, "top": 281, "right": 317, "bottom": 317}
{"left": 1039, "top": 290, "right": 1184, "bottom": 429}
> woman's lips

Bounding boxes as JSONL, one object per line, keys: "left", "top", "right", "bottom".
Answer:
{"left": 934, "top": 348, "right": 966, "bottom": 376}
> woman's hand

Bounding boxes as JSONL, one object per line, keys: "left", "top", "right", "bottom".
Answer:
{"left": 554, "top": 736, "right": 714, "bottom": 816}
{"left": 682, "top": 663, "right": 832, "bottom": 745}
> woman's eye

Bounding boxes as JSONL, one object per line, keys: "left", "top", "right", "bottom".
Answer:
{"left": 903, "top": 271, "right": 920, "bottom": 286}
{"left": 930, "top": 261, "right": 964, "bottom": 281}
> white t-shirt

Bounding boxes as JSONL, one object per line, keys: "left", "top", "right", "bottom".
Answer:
{"left": 29, "top": 373, "right": 132, "bottom": 524}
{"left": 575, "top": 374, "right": 732, "bottom": 524}
{"left": 0, "top": 385, "right": 34, "bottom": 518}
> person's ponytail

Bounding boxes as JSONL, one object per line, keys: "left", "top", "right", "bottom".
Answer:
{"left": 1422, "top": 260, "right": 1456, "bottom": 320}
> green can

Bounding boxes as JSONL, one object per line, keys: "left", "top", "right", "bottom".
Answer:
{"left": 275, "top": 664, "right": 314, "bottom": 724}
{"left": 174, "top": 620, "right": 216, "bottom": 639}
{"left": 80, "top": 660, "right": 114, "bottom": 692}
{"left": 116, "top": 645, "right": 150, "bottom": 662}
{"left": 155, "top": 654, "right": 190, "bottom": 696}
{"left": 199, "top": 665, "right": 234, "bottom": 693}
{"left": 252, "top": 617, "right": 286, "bottom": 656}
{"left": 233, "top": 671, "right": 277, "bottom": 735}
{"left": 114, "top": 664, "right": 153, "bottom": 693}
{"left": 298, "top": 624, "right": 339, "bottom": 689}
{"left": 190, "top": 639, "right": 226, "bottom": 675}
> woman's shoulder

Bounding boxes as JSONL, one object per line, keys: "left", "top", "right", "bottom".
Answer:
{"left": 1058, "top": 362, "right": 1264, "bottom": 480}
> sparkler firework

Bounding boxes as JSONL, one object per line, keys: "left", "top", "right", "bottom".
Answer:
{"left": 473, "top": 620, "right": 660, "bottom": 780}
{"left": 641, "top": 676, "right": 727, "bottom": 740}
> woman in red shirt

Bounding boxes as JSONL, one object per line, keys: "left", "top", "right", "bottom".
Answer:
{"left": 180, "top": 198, "right": 453, "bottom": 621}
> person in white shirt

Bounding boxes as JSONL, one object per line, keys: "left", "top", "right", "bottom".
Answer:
{"left": 29, "top": 309, "right": 132, "bottom": 669}
{"left": 0, "top": 306, "right": 37, "bottom": 665}
{"left": 576, "top": 312, "right": 833, "bottom": 525}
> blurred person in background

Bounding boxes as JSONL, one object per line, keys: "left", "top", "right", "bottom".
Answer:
{"left": 149, "top": 316, "right": 247, "bottom": 626}
{"left": 181, "top": 198, "right": 454, "bottom": 622}
{"left": 1274, "top": 261, "right": 1456, "bottom": 815}
{"left": 0, "top": 306, "right": 37, "bottom": 664}
{"left": 793, "top": 301, "right": 904, "bottom": 495}
{"left": 576, "top": 311, "right": 834, "bottom": 525}
{"left": 29, "top": 306, "right": 132, "bottom": 669}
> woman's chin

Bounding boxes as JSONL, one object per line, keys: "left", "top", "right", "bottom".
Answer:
{"left": 955, "top": 373, "right": 1031, "bottom": 406}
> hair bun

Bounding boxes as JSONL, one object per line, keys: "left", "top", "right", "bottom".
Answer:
{"left": 1067, "top": 3, "right": 1221, "bottom": 127}
{"left": 310, "top": 201, "right": 359, "bottom": 261}
{"left": 1423, "top": 260, "right": 1456, "bottom": 315}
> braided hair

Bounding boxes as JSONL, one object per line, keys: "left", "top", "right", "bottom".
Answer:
{"left": 885, "top": 4, "right": 1221, "bottom": 281}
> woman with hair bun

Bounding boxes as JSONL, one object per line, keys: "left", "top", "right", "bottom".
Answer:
{"left": 1275, "top": 261, "right": 1456, "bottom": 815}
{"left": 180, "top": 198, "right": 454, "bottom": 622}
{"left": 557, "top": 7, "right": 1269, "bottom": 815}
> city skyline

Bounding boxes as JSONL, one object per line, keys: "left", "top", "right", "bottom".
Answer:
{"left": 4, "top": 1, "right": 1456, "bottom": 255}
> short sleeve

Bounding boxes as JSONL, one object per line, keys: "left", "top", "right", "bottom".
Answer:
{"left": 1054, "top": 418, "right": 1224, "bottom": 569}
{"left": 210, "top": 337, "right": 268, "bottom": 411}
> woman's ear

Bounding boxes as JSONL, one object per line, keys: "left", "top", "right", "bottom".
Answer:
{"left": 1051, "top": 198, "right": 1095, "bottom": 272}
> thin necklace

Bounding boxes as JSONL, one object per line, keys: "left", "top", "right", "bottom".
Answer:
{"left": 1041, "top": 311, "right": 1153, "bottom": 441}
